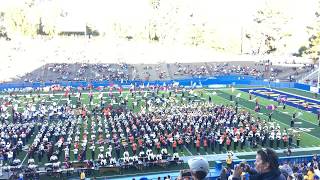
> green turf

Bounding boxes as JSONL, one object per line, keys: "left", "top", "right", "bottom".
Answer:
{"left": 4, "top": 87, "right": 320, "bottom": 178}
{"left": 4, "top": 87, "right": 320, "bottom": 180}
{"left": 214, "top": 89, "right": 320, "bottom": 147}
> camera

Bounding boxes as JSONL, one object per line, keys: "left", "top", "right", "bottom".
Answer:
{"left": 239, "top": 162, "right": 246, "bottom": 168}
{"left": 180, "top": 169, "right": 192, "bottom": 177}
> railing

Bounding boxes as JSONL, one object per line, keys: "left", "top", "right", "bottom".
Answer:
{"left": 0, "top": 75, "right": 294, "bottom": 91}
{"left": 299, "top": 68, "right": 319, "bottom": 83}
{"left": 92, "top": 154, "right": 318, "bottom": 180}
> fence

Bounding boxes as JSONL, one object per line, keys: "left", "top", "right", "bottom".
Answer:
{"left": 0, "top": 75, "right": 296, "bottom": 90}
{"left": 106, "top": 154, "right": 319, "bottom": 180}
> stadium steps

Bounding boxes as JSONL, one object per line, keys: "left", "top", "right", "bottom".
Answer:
{"left": 299, "top": 68, "right": 319, "bottom": 84}
{"left": 166, "top": 63, "right": 189, "bottom": 80}
{"left": 205, "top": 62, "right": 215, "bottom": 76}
{"left": 127, "top": 65, "right": 134, "bottom": 80}
{"left": 132, "top": 64, "right": 147, "bottom": 80}
{"left": 166, "top": 63, "right": 174, "bottom": 80}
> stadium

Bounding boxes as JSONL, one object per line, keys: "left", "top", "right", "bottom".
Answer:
{"left": 0, "top": 0, "right": 320, "bottom": 179}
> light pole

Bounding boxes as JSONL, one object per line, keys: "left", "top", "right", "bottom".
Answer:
{"left": 240, "top": 26, "right": 243, "bottom": 54}
{"left": 318, "top": 59, "right": 320, "bottom": 91}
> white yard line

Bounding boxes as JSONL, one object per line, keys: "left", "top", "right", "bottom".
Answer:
{"left": 238, "top": 101, "right": 320, "bottom": 144}
{"left": 56, "top": 93, "right": 65, "bottom": 105}
{"left": 183, "top": 145, "right": 193, "bottom": 156}
{"left": 267, "top": 88, "right": 320, "bottom": 103}
{"left": 228, "top": 88, "right": 320, "bottom": 127}
{"left": 20, "top": 151, "right": 29, "bottom": 166}
{"left": 207, "top": 91, "right": 320, "bottom": 146}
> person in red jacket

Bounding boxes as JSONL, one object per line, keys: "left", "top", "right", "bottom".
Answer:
{"left": 203, "top": 138, "right": 208, "bottom": 152}
{"left": 156, "top": 141, "right": 161, "bottom": 154}
{"left": 132, "top": 142, "right": 137, "bottom": 155}
{"left": 226, "top": 137, "right": 231, "bottom": 151}
{"left": 172, "top": 140, "right": 177, "bottom": 153}
{"left": 196, "top": 139, "right": 200, "bottom": 153}
{"left": 138, "top": 138, "right": 143, "bottom": 152}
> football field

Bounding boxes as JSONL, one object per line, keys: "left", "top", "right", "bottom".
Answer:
{"left": 5, "top": 86, "right": 320, "bottom": 167}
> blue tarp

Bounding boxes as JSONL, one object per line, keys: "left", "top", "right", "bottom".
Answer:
{"left": 294, "top": 83, "right": 311, "bottom": 92}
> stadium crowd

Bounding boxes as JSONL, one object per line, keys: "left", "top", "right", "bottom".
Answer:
{"left": 14, "top": 60, "right": 309, "bottom": 83}
{"left": 21, "top": 63, "right": 130, "bottom": 83}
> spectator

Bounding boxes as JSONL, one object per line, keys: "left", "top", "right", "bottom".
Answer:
{"left": 307, "top": 166, "right": 314, "bottom": 180}
{"left": 279, "top": 163, "right": 294, "bottom": 179}
{"left": 232, "top": 148, "right": 285, "bottom": 180}
{"left": 219, "top": 167, "right": 228, "bottom": 180}
{"left": 178, "top": 157, "right": 209, "bottom": 180}
{"left": 314, "top": 165, "right": 320, "bottom": 178}
{"left": 80, "top": 170, "right": 86, "bottom": 180}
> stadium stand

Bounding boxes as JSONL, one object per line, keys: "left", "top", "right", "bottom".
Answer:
{"left": 5, "top": 61, "right": 312, "bottom": 83}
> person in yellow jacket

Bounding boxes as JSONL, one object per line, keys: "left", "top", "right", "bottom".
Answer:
{"left": 80, "top": 170, "right": 86, "bottom": 180}
{"left": 226, "top": 151, "right": 233, "bottom": 169}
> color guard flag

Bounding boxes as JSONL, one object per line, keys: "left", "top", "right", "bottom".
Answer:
{"left": 266, "top": 104, "right": 277, "bottom": 111}
{"left": 96, "top": 86, "right": 103, "bottom": 91}
{"left": 297, "top": 112, "right": 303, "bottom": 117}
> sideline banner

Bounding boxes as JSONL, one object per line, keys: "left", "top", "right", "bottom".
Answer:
{"left": 310, "top": 86, "right": 318, "bottom": 93}
{"left": 208, "top": 84, "right": 227, "bottom": 88}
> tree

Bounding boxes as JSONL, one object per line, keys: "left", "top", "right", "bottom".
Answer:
{"left": 245, "top": 3, "right": 292, "bottom": 55}
{"left": 0, "top": 12, "right": 8, "bottom": 39}
{"left": 303, "top": 2, "right": 320, "bottom": 63}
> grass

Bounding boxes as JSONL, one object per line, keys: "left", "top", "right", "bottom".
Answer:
{"left": 275, "top": 88, "right": 320, "bottom": 101}
{"left": 214, "top": 88, "right": 320, "bottom": 147}
{"left": 4, "top": 87, "right": 320, "bottom": 178}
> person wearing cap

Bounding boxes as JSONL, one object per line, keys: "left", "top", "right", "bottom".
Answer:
{"left": 314, "top": 165, "right": 320, "bottom": 178}
{"left": 233, "top": 148, "right": 285, "bottom": 180}
{"left": 279, "top": 163, "right": 294, "bottom": 180}
{"left": 177, "top": 156, "right": 209, "bottom": 180}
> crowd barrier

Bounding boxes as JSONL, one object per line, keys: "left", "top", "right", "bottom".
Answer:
{"left": 0, "top": 75, "right": 297, "bottom": 90}
{"left": 218, "top": 154, "right": 317, "bottom": 169}
{"left": 105, "top": 154, "right": 318, "bottom": 180}
{"left": 294, "top": 82, "right": 320, "bottom": 93}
